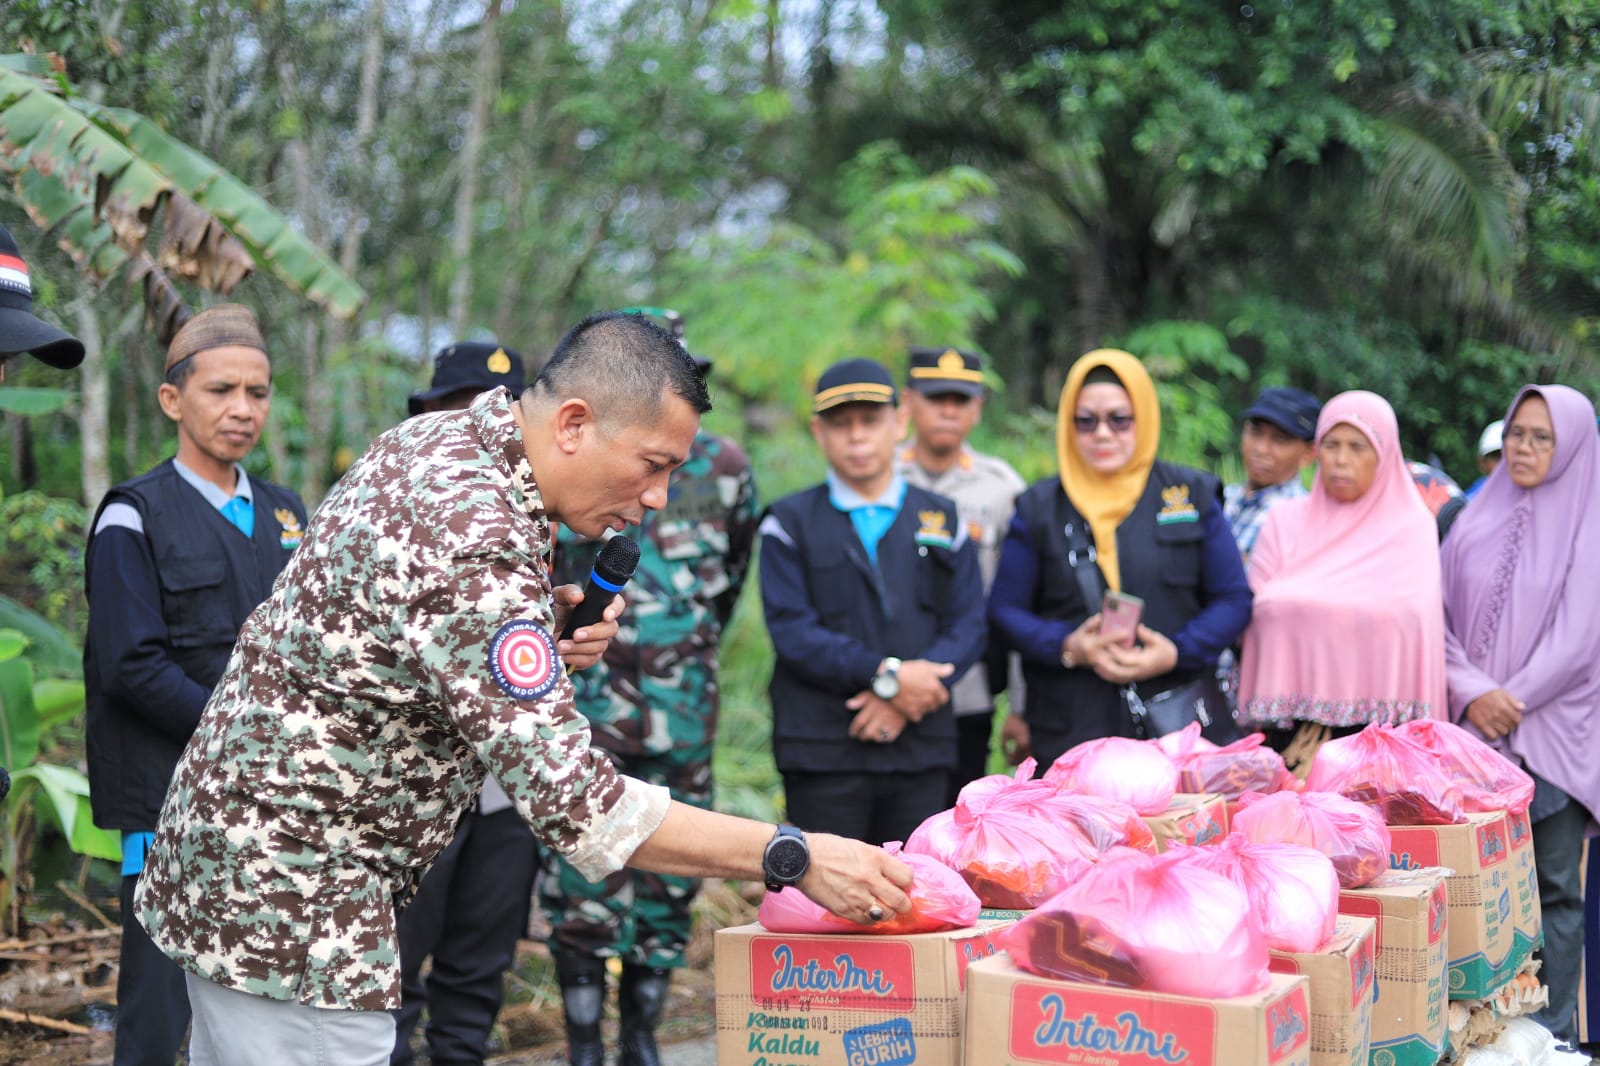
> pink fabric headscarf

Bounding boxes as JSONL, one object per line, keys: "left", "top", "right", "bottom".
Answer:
{"left": 1239, "top": 391, "right": 1447, "bottom": 727}
{"left": 1441, "top": 385, "right": 1600, "bottom": 819}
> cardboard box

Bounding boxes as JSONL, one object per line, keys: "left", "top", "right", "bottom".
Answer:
{"left": 1338, "top": 868, "right": 1449, "bottom": 1066}
{"left": 714, "top": 920, "right": 1012, "bottom": 1066}
{"left": 1141, "top": 792, "right": 1228, "bottom": 853}
{"left": 1505, "top": 807, "right": 1543, "bottom": 964}
{"left": 1388, "top": 810, "right": 1516, "bottom": 999}
{"left": 962, "top": 954, "right": 1312, "bottom": 1066}
{"left": 1268, "top": 915, "right": 1377, "bottom": 1066}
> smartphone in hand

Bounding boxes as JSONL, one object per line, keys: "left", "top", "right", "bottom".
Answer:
{"left": 1100, "top": 590, "right": 1145, "bottom": 647}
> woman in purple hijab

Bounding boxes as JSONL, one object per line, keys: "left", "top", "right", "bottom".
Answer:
{"left": 1441, "top": 384, "right": 1600, "bottom": 1046}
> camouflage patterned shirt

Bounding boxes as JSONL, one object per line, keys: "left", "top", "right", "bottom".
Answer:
{"left": 135, "top": 389, "right": 670, "bottom": 1011}
{"left": 554, "top": 431, "right": 758, "bottom": 758}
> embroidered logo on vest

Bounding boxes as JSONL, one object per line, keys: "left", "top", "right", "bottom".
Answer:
{"left": 1156, "top": 484, "right": 1198, "bottom": 525}
{"left": 914, "top": 509, "right": 954, "bottom": 548}
{"left": 275, "top": 508, "right": 305, "bottom": 549}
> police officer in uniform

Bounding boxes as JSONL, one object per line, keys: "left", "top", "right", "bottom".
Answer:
{"left": 896, "top": 346, "right": 1025, "bottom": 799}
{"left": 85, "top": 305, "right": 308, "bottom": 1066}
{"left": 392, "top": 341, "right": 537, "bottom": 1066}
{"left": 760, "top": 358, "right": 987, "bottom": 845}
{"left": 544, "top": 340, "right": 758, "bottom": 1066}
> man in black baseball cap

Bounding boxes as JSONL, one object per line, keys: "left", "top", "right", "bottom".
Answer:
{"left": 1225, "top": 385, "right": 1322, "bottom": 561}
{"left": 0, "top": 221, "right": 85, "bottom": 377}
{"left": 408, "top": 341, "right": 525, "bottom": 416}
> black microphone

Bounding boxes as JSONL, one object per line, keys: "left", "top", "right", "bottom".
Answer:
{"left": 560, "top": 535, "right": 640, "bottom": 641}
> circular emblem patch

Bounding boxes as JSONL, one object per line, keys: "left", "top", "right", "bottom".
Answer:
{"left": 488, "top": 619, "right": 560, "bottom": 701}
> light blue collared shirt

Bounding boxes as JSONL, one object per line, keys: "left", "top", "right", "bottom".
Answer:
{"left": 826, "top": 470, "right": 906, "bottom": 565}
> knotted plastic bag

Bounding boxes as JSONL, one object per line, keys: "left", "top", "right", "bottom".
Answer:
{"left": 1305, "top": 724, "right": 1466, "bottom": 825}
{"left": 1232, "top": 789, "right": 1392, "bottom": 888}
{"left": 1396, "top": 718, "right": 1535, "bottom": 816}
{"left": 999, "top": 847, "right": 1270, "bottom": 997}
{"left": 1156, "top": 722, "right": 1300, "bottom": 798}
{"left": 906, "top": 760, "right": 1153, "bottom": 908}
{"left": 757, "top": 842, "right": 980, "bottom": 935}
{"left": 1168, "top": 833, "right": 1339, "bottom": 953}
{"left": 1044, "top": 736, "right": 1179, "bottom": 814}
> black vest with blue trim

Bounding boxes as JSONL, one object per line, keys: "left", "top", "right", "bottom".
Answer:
{"left": 1013, "top": 461, "right": 1220, "bottom": 753}
{"left": 766, "top": 483, "right": 963, "bottom": 774}
{"left": 84, "top": 461, "right": 307, "bottom": 829}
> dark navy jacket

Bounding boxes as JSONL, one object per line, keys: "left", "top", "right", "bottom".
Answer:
{"left": 84, "top": 461, "right": 307, "bottom": 831}
{"left": 988, "top": 461, "right": 1252, "bottom": 756}
{"left": 759, "top": 482, "right": 987, "bottom": 774}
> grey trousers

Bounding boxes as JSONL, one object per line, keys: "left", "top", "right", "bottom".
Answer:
{"left": 1529, "top": 786, "right": 1587, "bottom": 1044}
{"left": 186, "top": 973, "right": 395, "bottom": 1066}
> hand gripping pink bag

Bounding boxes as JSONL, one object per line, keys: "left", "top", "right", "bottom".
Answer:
{"left": 999, "top": 847, "right": 1270, "bottom": 997}
{"left": 1395, "top": 718, "right": 1535, "bottom": 815}
{"left": 1232, "top": 790, "right": 1392, "bottom": 888}
{"left": 906, "top": 762, "right": 1155, "bottom": 907}
{"left": 1168, "top": 833, "right": 1340, "bottom": 953}
{"left": 1044, "top": 736, "right": 1179, "bottom": 814}
{"left": 1156, "top": 722, "right": 1300, "bottom": 798}
{"left": 758, "top": 843, "right": 980, "bottom": 935}
{"left": 1304, "top": 724, "right": 1466, "bottom": 825}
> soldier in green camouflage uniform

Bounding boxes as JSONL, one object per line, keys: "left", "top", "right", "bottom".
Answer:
{"left": 544, "top": 426, "right": 757, "bottom": 1066}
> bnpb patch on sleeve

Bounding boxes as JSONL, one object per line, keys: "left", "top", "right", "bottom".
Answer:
{"left": 487, "top": 619, "right": 561, "bottom": 700}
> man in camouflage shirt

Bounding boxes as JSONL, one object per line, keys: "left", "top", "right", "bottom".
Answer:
{"left": 136, "top": 314, "right": 911, "bottom": 1066}
{"left": 544, "top": 353, "right": 757, "bottom": 1066}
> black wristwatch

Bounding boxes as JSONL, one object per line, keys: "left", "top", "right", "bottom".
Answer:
{"left": 871, "top": 657, "right": 903, "bottom": 700}
{"left": 762, "top": 824, "right": 810, "bottom": 892}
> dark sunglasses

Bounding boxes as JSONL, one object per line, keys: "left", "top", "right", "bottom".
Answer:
{"left": 1073, "top": 411, "right": 1135, "bottom": 434}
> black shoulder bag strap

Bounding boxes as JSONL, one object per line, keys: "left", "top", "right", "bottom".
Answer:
{"left": 1061, "top": 514, "right": 1106, "bottom": 617}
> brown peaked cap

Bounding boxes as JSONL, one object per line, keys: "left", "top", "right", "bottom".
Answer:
{"left": 165, "top": 304, "right": 267, "bottom": 372}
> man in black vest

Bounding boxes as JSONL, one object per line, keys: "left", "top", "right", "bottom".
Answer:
{"left": 85, "top": 304, "right": 308, "bottom": 1066}
{"left": 759, "top": 358, "right": 987, "bottom": 844}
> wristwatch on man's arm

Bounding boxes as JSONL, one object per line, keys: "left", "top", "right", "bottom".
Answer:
{"left": 870, "top": 657, "right": 902, "bottom": 700}
{"left": 763, "top": 824, "right": 810, "bottom": 892}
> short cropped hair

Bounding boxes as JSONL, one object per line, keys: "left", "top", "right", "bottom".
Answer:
{"left": 529, "top": 312, "right": 711, "bottom": 424}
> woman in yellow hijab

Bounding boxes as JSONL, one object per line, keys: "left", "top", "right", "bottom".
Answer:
{"left": 988, "top": 349, "right": 1253, "bottom": 769}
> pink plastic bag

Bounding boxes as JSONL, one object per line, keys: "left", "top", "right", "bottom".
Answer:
{"left": 1305, "top": 724, "right": 1466, "bottom": 825}
{"left": 758, "top": 843, "right": 980, "bottom": 935}
{"left": 1156, "top": 722, "right": 1300, "bottom": 798}
{"left": 906, "top": 762, "right": 1154, "bottom": 908}
{"left": 1396, "top": 719, "right": 1535, "bottom": 815}
{"left": 1044, "top": 736, "right": 1179, "bottom": 814}
{"left": 1232, "top": 790, "right": 1393, "bottom": 888}
{"left": 999, "top": 847, "right": 1269, "bottom": 997}
{"left": 1168, "top": 833, "right": 1339, "bottom": 953}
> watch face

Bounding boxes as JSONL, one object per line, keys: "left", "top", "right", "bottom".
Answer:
{"left": 766, "top": 836, "right": 808, "bottom": 883}
{"left": 872, "top": 674, "right": 900, "bottom": 700}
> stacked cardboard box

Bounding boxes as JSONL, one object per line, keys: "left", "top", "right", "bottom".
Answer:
{"left": 1339, "top": 867, "right": 1449, "bottom": 1066}
{"left": 1268, "top": 915, "right": 1377, "bottom": 1066}
{"left": 1141, "top": 792, "right": 1228, "bottom": 853}
{"left": 714, "top": 920, "right": 1012, "bottom": 1066}
{"left": 962, "top": 954, "right": 1313, "bottom": 1066}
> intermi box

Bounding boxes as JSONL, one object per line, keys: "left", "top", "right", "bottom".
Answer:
{"left": 1268, "top": 914, "right": 1377, "bottom": 1066}
{"left": 1338, "top": 867, "right": 1449, "bottom": 1066}
{"left": 714, "top": 919, "right": 1012, "bottom": 1066}
{"left": 1505, "top": 806, "right": 1543, "bottom": 963}
{"left": 1387, "top": 809, "right": 1519, "bottom": 999}
{"left": 962, "top": 953, "right": 1312, "bottom": 1066}
{"left": 1141, "top": 792, "right": 1229, "bottom": 853}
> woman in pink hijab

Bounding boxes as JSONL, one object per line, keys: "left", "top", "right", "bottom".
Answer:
{"left": 1238, "top": 391, "right": 1448, "bottom": 770}
{"left": 1441, "top": 384, "right": 1600, "bottom": 1047}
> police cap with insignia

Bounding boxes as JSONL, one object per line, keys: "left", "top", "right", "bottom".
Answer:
{"left": 813, "top": 357, "right": 897, "bottom": 415}
{"left": 409, "top": 340, "right": 526, "bottom": 415}
{"left": 906, "top": 346, "right": 984, "bottom": 398}
{"left": 0, "top": 222, "right": 85, "bottom": 369}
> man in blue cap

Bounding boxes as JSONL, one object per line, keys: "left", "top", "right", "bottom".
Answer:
{"left": 759, "top": 357, "right": 987, "bottom": 844}
{"left": 1224, "top": 386, "right": 1322, "bottom": 562}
